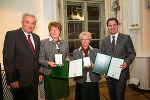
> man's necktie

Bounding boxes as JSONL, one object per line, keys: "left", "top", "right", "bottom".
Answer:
{"left": 112, "top": 36, "right": 115, "bottom": 53}
{"left": 28, "top": 35, "right": 35, "bottom": 56}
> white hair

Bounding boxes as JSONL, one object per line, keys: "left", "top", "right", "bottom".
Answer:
{"left": 21, "top": 13, "right": 37, "bottom": 22}
{"left": 79, "top": 31, "right": 92, "bottom": 40}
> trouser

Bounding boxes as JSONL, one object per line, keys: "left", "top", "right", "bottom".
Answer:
{"left": 107, "top": 78, "right": 127, "bottom": 100}
{"left": 11, "top": 76, "right": 38, "bottom": 100}
{"left": 75, "top": 82, "right": 100, "bottom": 100}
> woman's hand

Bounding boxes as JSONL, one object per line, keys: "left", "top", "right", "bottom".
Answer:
{"left": 83, "top": 62, "right": 94, "bottom": 70}
{"left": 91, "top": 62, "right": 94, "bottom": 69}
{"left": 83, "top": 65, "right": 90, "bottom": 70}
{"left": 48, "top": 62, "right": 56, "bottom": 68}
{"left": 65, "top": 58, "right": 70, "bottom": 61}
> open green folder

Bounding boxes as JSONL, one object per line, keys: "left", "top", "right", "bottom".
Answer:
{"left": 51, "top": 59, "right": 83, "bottom": 78}
{"left": 93, "top": 53, "right": 124, "bottom": 80}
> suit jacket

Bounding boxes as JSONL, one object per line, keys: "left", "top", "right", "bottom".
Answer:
{"left": 0, "top": 64, "right": 3, "bottom": 100}
{"left": 73, "top": 46, "right": 101, "bottom": 83}
{"left": 3, "top": 28, "right": 40, "bottom": 87}
{"left": 39, "top": 38, "right": 70, "bottom": 75}
{"left": 101, "top": 33, "right": 136, "bottom": 80}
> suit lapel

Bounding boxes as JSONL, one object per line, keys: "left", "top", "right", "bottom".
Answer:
{"left": 89, "top": 48, "right": 94, "bottom": 58}
{"left": 115, "top": 33, "right": 124, "bottom": 55}
{"left": 78, "top": 47, "right": 93, "bottom": 58}
{"left": 18, "top": 28, "right": 35, "bottom": 56}
{"left": 106, "top": 35, "right": 113, "bottom": 53}
{"left": 78, "top": 49, "right": 83, "bottom": 58}
{"left": 32, "top": 33, "right": 38, "bottom": 56}
{"left": 106, "top": 35, "right": 111, "bottom": 45}
{"left": 116, "top": 33, "right": 123, "bottom": 46}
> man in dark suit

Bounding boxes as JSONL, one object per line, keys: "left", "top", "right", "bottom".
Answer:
{"left": 3, "top": 13, "right": 42, "bottom": 100}
{"left": 101, "top": 18, "right": 136, "bottom": 100}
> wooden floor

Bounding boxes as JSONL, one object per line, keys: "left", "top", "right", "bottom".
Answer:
{"left": 65, "top": 81, "right": 150, "bottom": 100}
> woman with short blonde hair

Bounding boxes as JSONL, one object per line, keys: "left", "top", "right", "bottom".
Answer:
{"left": 73, "top": 31, "right": 101, "bottom": 100}
{"left": 79, "top": 31, "right": 92, "bottom": 40}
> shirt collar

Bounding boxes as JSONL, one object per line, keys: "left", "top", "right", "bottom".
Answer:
{"left": 110, "top": 32, "right": 119, "bottom": 38}
{"left": 21, "top": 28, "right": 32, "bottom": 36}
{"left": 79, "top": 45, "right": 93, "bottom": 51}
{"left": 49, "top": 36, "right": 62, "bottom": 42}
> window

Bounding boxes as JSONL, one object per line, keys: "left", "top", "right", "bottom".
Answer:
{"left": 63, "top": 0, "right": 105, "bottom": 53}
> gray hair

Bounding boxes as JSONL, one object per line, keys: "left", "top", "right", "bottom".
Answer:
{"left": 79, "top": 32, "right": 92, "bottom": 40}
{"left": 21, "top": 13, "right": 37, "bottom": 22}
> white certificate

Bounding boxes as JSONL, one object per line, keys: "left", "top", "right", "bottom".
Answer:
{"left": 83, "top": 57, "right": 91, "bottom": 68}
{"left": 55, "top": 54, "right": 63, "bottom": 65}
{"left": 69, "top": 59, "right": 83, "bottom": 78}
{"left": 107, "top": 57, "right": 124, "bottom": 80}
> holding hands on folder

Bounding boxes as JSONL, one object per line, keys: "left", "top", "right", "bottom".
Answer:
{"left": 104, "top": 62, "right": 127, "bottom": 78}
{"left": 120, "top": 62, "right": 127, "bottom": 70}
{"left": 83, "top": 62, "right": 94, "bottom": 70}
{"left": 48, "top": 58, "right": 70, "bottom": 68}
{"left": 65, "top": 58, "right": 71, "bottom": 62}
{"left": 48, "top": 62, "right": 56, "bottom": 68}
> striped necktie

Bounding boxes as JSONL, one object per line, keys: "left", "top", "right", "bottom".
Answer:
{"left": 112, "top": 36, "right": 115, "bottom": 53}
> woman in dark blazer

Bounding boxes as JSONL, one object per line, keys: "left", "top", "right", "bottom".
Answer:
{"left": 39, "top": 22, "right": 70, "bottom": 100}
{"left": 73, "top": 32, "right": 101, "bottom": 100}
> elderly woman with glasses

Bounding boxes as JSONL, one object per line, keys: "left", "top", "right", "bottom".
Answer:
{"left": 39, "top": 22, "right": 70, "bottom": 100}
{"left": 73, "top": 32, "right": 101, "bottom": 100}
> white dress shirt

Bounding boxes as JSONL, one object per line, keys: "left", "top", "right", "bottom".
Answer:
{"left": 22, "top": 29, "right": 35, "bottom": 49}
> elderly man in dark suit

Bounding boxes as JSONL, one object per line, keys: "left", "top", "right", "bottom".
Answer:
{"left": 101, "top": 17, "right": 136, "bottom": 100}
{"left": 73, "top": 32, "right": 101, "bottom": 100}
{"left": 3, "top": 13, "right": 42, "bottom": 100}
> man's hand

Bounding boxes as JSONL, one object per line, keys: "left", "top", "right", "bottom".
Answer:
{"left": 39, "top": 75, "right": 43, "bottom": 83}
{"left": 120, "top": 62, "right": 127, "bottom": 71}
{"left": 104, "top": 74, "right": 108, "bottom": 78}
{"left": 10, "top": 81, "right": 19, "bottom": 88}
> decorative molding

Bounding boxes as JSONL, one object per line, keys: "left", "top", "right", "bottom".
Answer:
{"left": 111, "top": 0, "right": 120, "bottom": 18}
{"left": 129, "top": 27, "right": 140, "bottom": 34}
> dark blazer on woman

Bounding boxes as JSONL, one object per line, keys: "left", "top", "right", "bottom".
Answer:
{"left": 73, "top": 46, "right": 101, "bottom": 83}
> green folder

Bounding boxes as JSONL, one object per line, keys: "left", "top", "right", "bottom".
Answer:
{"left": 93, "top": 53, "right": 112, "bottom": 75}
{"left": 93, "top": 53, "right": 124, "bottom": 80}
{"left": 51, "top": 61, "right": 69, "bottom": 78}
{"left": 51, "top": 59, "right": 83, "bottom": 79}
